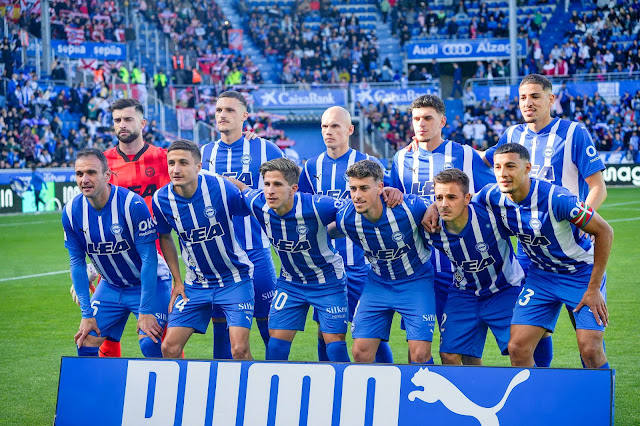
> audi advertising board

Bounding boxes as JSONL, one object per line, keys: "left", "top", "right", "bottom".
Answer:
{"left": 406, "top": 38, "right": 527, "bottom": 62}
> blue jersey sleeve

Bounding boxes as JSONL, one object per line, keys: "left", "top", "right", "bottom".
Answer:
{"left": 571, "top": 124, "right": 606, "bottom": 178}
{"left": 242, "top": 188, "right": 265, "bottom": 220}
{"left": 223, "top": 178, "right": 251, "bottom": 217}
{"left": 484, "top": 130, "right": 509, "bottom": 166}
{"left": 389, "top": 152, "right": 404, "bottom": 191}
{"left": 551, "top": 186, "right": 594, "bottom": 228}
{"left": 152, "top": 193, "right": 172, "bottom": 235}
{"left": 405, "top": 193, "right": 429, "bottom": 223}
{"left": 265, "top": 139, "right": 285, "bottom": 160}
{"left": 62, "top": 207, "right": 84, "bottom": 252}
{"left": 298, "top": 162, "right": 314, "bottom": 194}
{"left": 471, "top": 150, "right": 496, "bottom": 191}
{"left": 314, "top": 194, "right": 345, "bottom": 226}
{"left": 130, "top": 195, "right": 158, "bottom": 244}
{"left": 69, "top": 249, "right": 92, "bottom": 318}
{"left": 135, "top": 240, "right": 158, "bottom": 315}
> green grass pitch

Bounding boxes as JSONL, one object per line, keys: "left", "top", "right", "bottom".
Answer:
{"left": 0, "top": 187, "right": 638, "bottom": 425}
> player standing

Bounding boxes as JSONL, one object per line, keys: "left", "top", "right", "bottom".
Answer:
{"left": 332, "top": 160, "right": 436, "bottom": 364}
{"left": 298, "top": 106, "right": 393, "bottom": 363}
{"left": 63, "top": 149, "right": 170, "bottom": 357}
{"left": 480, "top": 143, "right": 612, "bottom": 368}
{"left": 200, "top": 91, "right": 283, "bottom": 358}
{"left": 482, "top": 74, "right": 607, "bottom": 367}
{"left": 392, "top": 94, "right": 494, "bottom": 364}
{"left": 152, "top": 140, "right": 254, "bottom": 360}
{"left": 424, "top": 169, "right": 524, "bottom": 364}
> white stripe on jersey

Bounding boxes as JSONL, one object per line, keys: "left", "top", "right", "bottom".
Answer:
{"left": 114, "top": 191, "right": 139, "bottom": 279}
{"left": 82, "top": 196, "right": 116, "bottom": 286}
{"left": 294, "top": 195, "right": 326, "bottom": 283}
{"left": 462, "top": 145, "right": 475, "bottom": 193}
{"left": 531, "top": 182, "right": 568, "bottom": 273}
{"left": 386, "top": 206, "right": 414, "bottom": 276}
{"left": 97, "top": 191, "right": 132, "bottom": 286}
{"left": 311, "top": 200, "right": 345, "bottom": 281}
{"left": 561, "top": 122, "right": 579, "bottom": 196}
{"left": 314, "top": 153, "right": 324, "bottom": 190}
{"left": 468, "top": 206, "right": 499, "bottom": 294}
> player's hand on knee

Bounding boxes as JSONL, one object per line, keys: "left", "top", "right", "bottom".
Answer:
{"left": 75, "top": 317, "right": 100, "bottom": 348}
{"left": 382, "top": 187, "right": 404, "bottom": 208}
{"left": 421, "top": 203, "right": 441, "bottom": 233}
{"left": 138, "top": 314, "right": 163, "bottom": 343}
{"left": 168, "top": 281, "right": 188, "bottom": 313}
{"left": 574, "top": 288, "right": 608, "bottom": 327}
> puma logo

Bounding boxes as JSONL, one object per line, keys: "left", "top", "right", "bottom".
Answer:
{"left": 408, "top": 367, "right": 530, "bottom": 426}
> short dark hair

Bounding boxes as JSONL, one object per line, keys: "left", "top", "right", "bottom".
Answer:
{"left": 519, "top": 74, "right": 552, "bottom": 92}
{"left": 410, "top": 94, "right": 445, "bottom": 115}
{"left": 110, "top": 98, "right": 144, "bottom": 115}
{"left": 218, "top": 91, "right": 248, "bottom": 110}
{"left": 76, "top": 148, "right": 109, "bottom": 173}
{"left": 167, "top": 139, "right": 201, "bottom": 163}
{"left": 259, "top": 157, "right": 300, "bottom": 185}
{"left": 346, "top": 159, "right": 384, "bottom": 183}
{"left": 434, "top": 168, "right": 469, "bottom": 195}
{"left": 494, "top": 143, "right": 530, "bottom": 161}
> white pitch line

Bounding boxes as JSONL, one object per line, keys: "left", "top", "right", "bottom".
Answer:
{"left": 602, "top": 200, "right": 640, "bottom": 208}
{"left": 608, "top": 217, "right": 640, "bottom": 223}
{"left": 0, "top": 220, "right": 58, "bottom": 227}
{"left": 0, "top": 270, "right": 69, "bottom": 282}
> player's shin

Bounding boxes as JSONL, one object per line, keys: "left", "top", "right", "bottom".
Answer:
{"left": 533, "top": 335, "right": 553, "bottom": 367}
{"left": 266, "top": 337, "right": 292, "bottom": 361}
{"left": 213, "top": 321, "right": 232, "bottom": 359}
{"left": 375, "top": 341, "right": 394, "bottom": 363}
{"left": 140, "top": 336, "right": 163, "bottom": 358}
{"left": 326, "top": 341, "right": 350, "bottom": 362}
{"left": 256, "top": 318, "right": 270, "bottom": 348}
{"left": 99, "top": 339, "right": 122, "bottom": 357}
{"left": 77, "top": 346, "right": 100, "bottom": 357}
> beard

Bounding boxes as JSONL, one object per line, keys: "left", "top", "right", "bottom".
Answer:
{"left": 117, "top": 130, "right": 140, "bottom": 144}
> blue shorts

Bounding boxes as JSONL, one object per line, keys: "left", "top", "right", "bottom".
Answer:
{"left": 312, "top": 263, "right": 369, "bottom": 323}
{"left": 213, "top": 248, "right": 276, "bottom": 320}
{"left": 400, "top": 269, "right": 451, "bottom": 332}
{"left": 170, "top": 281, "right": 255, "bottom": 334}
{"left": 269, "top": 279, "right": 348, "bottom": 335}
{"left": 440, "top": 285, "right": 520, "bottom": 358}
{"left": 512, "top": 268, "right": 607, "bottom": 332}
{"left": 352, "top": 265, "right": 435, "bottom": 342}
{"left": 89, "top": 278, "right": 171, "bottom": 341}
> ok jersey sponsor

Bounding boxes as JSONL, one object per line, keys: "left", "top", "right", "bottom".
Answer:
{"left": 242, "top": 190, "right": 345, "bottom": 285}
{"left": 62, "top": 186, "right": 157, "bottom": 288}
{"left": 153, "top": 174, "right": 253, "bottom": 288}
{"left": 336, "top": 194, "right": 433, "bottom": 281}
{"left": 298, "top": 148, "right": 384, "bottom": 266}
{"left": 200, "top": 136, "right": 284, "bottom": 251}
{"left": 423, "top": 202, "right": 524, "bottom": 297}
{"left": 485, "top": 118, "right": 605, "bottom": 200}
{"left": 477, "top": 179, "right": 595, "bottom": 274}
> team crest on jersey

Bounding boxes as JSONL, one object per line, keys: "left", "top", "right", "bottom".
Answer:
{"left": 343, "top": 172, "right": 349, "bottom": 182}
{"left": 334, "top": 199, "right": 346, "bottom": 209}
{"left": 454, "top": 270, "right": 464, "bottom": 282}
{"left": 188, "top": 256, "right": 196, "bottom": 267}
{"left": 204, "top": 206, "right": 216, "bottom": 218}
{"left": 110, "top": 224, "right": 123, "bottom": 235}
{"left": 442, "top": 162, "right": 453, "bottom": 170}
{"left": 392, "top": 231, "right": 404, "bottom": 242}
{"left": 475, "top": 242, "right": 489, "bottom": 253}
{"left": 543, "top": 147, "right": 555, "bottom": 158}
{"left": 145, "top": 166, "right": 155, "bottom": 177}
{"left": 296, "top": 224, "right": 309, "bottom": 235}
{"left": 241, "top": 154, "right": 252, "bottom": 165}
{"left": 529, "top": 218, "right": 542, "bottom": 230}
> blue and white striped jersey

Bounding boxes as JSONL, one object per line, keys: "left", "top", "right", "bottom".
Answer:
{"left": 62, "top": 185, "right": 157, "bottom": 288}
{"left": 298, "top": 148, "right": 383, "bottom": 266}
{"left": 152, "top": 174, "right": 253, "bottom": 288}
{"left": 390, "top": 140, "right": 495, "bottom": 273}
{"left": 484, "top": 118, "right": 605, "bottom": 200}
{"left": 476, "top": 179, "right": 595, "bottom": 275}
{"left": 200, "top": 136, "right": 284, "bottom": 251}
{"left": 422, "top": 203, "right": 524, "bottom": 297}
{"left": 242, "top": 190, "right": 345, "bottom": 286}
{"left": 336, "top": 194, "right": 433, "bottom": 282}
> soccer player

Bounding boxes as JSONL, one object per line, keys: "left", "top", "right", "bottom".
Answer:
{"left": 228, "top": 157, "right": 351, "bottom": 362}
{"left": 332, "top": 160, "right": 436, "bottom": 364}
{"left": 391, "top": 94, "right": 494, "bottom": 364}
{"left": 200, "top": 90, "right": 283, "bottom": 358}
{"left": 152, "top": 140, "right": 254, "bottom": 360}
{"left": 298, "top": 106, "right": 393, "bottom": 363}
{"left": 63, "top": 149, "right": 170, "bottom": 357}
{"left": 424, "top": 168, "right": 524, "bottom": 365}
{"left": 482, "top": 74, "right": 607, "bottom": 367}
{"left": 478, "top": 143, "right": 612, "bottom": 368}
{"left": 95, "top": 98, "right": 172, "bottom": 358}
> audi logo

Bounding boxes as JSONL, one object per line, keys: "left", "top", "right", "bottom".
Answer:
{"left": 442, "top": 43, "right": 473, "bottom": 55}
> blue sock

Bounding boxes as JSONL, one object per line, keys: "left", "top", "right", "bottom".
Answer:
{"left": 326, "top": 341, "right": 350, "bottom": 362}
{"left": 375, "top": 341, "right": 394, "bottom": 363}
{"left": 213, "top": 322, "right": 232, "bottom": 359}
{"left": 598, "top": 361, "right": 610, "bottom": 369}
{"left": 410, "top": 357, "right": 434, "bottom": 365}
{"left": 256, "top": 319, "right": 270, "bottom": 349}
{"left": 533, "top": 335, "right": 553, "bottom": 367}
{"left": 317, "top": 337, "right": 329, "bottom": 361}
{"left": 266, "top": 337, "right": 292, "bottom": 361}
{"left": 77, "top": 345, "right": 100, "bottom": 357}
{"left": 139, "top": 336, "right": 163, "bottom": 358}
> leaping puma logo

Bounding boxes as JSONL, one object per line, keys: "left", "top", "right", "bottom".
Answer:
{"left": 408, "top": 367, "right": 530, "bottom": 426}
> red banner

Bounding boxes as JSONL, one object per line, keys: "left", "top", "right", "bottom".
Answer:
{"left": 228, "top": 29, "right": 243, "bottom": 51}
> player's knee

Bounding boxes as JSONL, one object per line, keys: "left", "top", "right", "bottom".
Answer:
{"left": 508, "top": 338, "right": 531, "bottom": 359}
{"left": 578, "top": 340, "right": 606, "bottom": 367}
{"left": 352, "top": 344, "right": 375, "bottom": 363}
{"left": 140, "top": 336, "right": 163, "bottom": 358}
{"left": 230, "top": 341, "right": 251, "bottom": 360}
{"left": 409, "top": 347, "right": 430, "bottom": 364}
{"left": 161, "top": 339, "right": 182, "bottom": 358}
{"left": 440, "top": 352, "right": 462, "bottom": 365}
